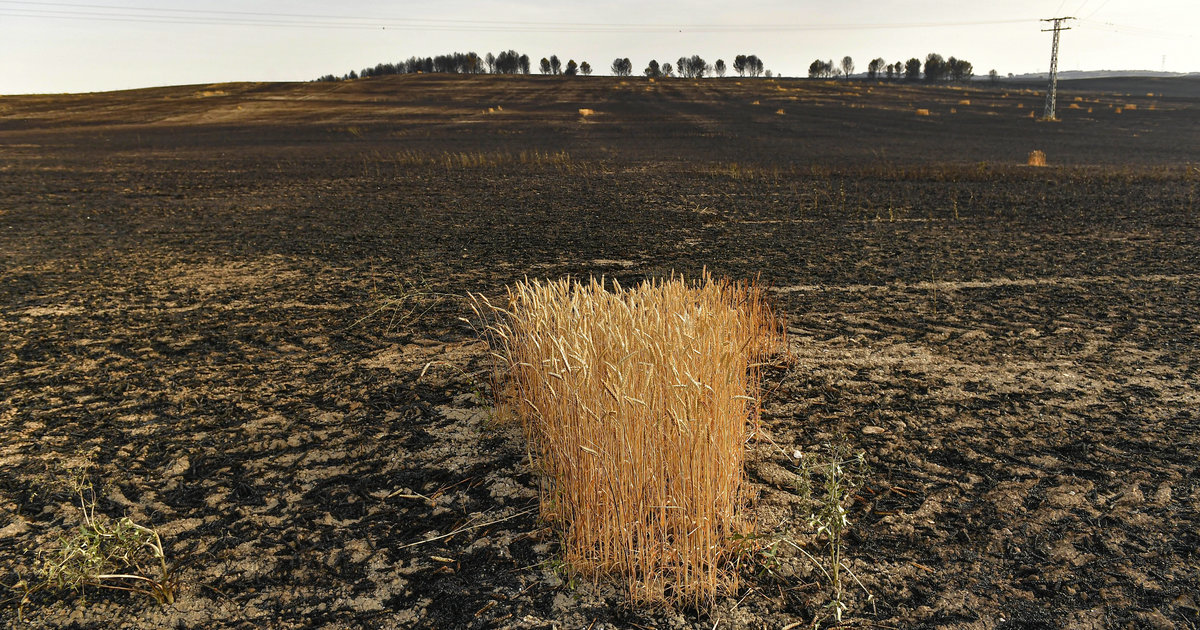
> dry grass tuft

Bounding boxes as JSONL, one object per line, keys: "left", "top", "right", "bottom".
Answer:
{"left": 1027, "top": 150, "right": 1047, "bottom": 167}
{"left": 1123, "top": 103, "right": 1137, "bottom": 111}
{"left": 473, "top": 274, "right": 784, "bottom": 607}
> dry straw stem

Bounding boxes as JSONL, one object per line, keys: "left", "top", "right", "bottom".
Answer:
{"left": 472, "top": 274, "right": 784, "bottom": 608}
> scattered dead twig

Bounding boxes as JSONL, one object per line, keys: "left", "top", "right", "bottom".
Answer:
{"left": 475, "top": 600, "right": 497, "bottom": 617}
{"left": 398, "top": 506, "right": 537, "bottom": 550}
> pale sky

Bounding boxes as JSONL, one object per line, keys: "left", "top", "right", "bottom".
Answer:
{"left": 1, "top": 0, "right": 1196, "bottom": 94}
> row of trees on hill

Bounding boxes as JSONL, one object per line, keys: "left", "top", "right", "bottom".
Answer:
{"left": 808, "top": 53, "right": 978, "bottom": 83}
{"left": 317, "top": 50, "right": 535, "bottom": 81}
{"left": 537, "top": 55, "right": 593, "bottom": 76}
{"left": 317, "top": 51, "right": 767, "bottom": 82}
{"left": 320, "top": 51, "right": 1001, "bottom": 84}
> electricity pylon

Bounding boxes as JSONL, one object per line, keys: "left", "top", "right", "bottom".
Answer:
{"left": 1041, "top": 17, "right": 1074, "bottom": 121}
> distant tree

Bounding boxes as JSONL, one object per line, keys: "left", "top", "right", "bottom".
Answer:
{"left": 678, "top": 55, "right": 707, "bottom": 78}
{"left": 539, "top": 57, "right": 552, "bottom": 75}
{"left": 948, "top": 57, "right": 974, "bottom": 82}
{"left": 714, "top": 59, "right": 726, "bottom": 77}
{"left": 610, "top": 58, "right": 632, "bottom": 76}
{"left": 884, "top": 63, "right": 895, "bottom": 80}
{"left": 564, "top": 59, "right": 578, "bottom": 76}
{"left": 495, "top": 50, "right": 520, "bottom": 74}
{"left": 808, "top": 59, "right": 829, "bottom": 78}
{"left": 747, "top": 55, "right": 764, "bottom": 77}
{"left": 519, "top": 54, "right": 531, "bottom": 74}
{"left": 841, "top": 56, "right": 855, "bottom": 78}
{"left": 733, "top": 54, "right": 748, "bottom": 76}
{"left": 435, "top": 54, "right": 451, "bottom": 73}
{"left": 904, "top": 57, "right": 922, "bottom": 81}
{"left": 580, "top": 61, "right": 592, "bottom": 76}
{"left": 485, "top": 52, "right": 496, "bottom": 74}
{"left": 867, "top": 57, "right": 885, "bottom": 80}
{"left": 644, "top": 59, "right": 661, "bottom": 77}
{"left": 924, "top": 53, "right": 946, "bottom": 82}
{"left": 550, "top": 55, "right": 562, "bottom": 75}
{"left": 988, "top": 68, "right": 1000, "bottom": 85}
{"left": 661, "top": 62, "right": 674, "bottom": 77}
{"left": 412, "top": 57, "right": 433, "bottom": 73}
{"left": 348, "top": 70, "right": 358, "bottom": 79}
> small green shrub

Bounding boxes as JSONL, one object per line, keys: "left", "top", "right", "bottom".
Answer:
{"left": 792, "top": 440, "right": 873, "bottom": 624}
{"left": 12, "top": 461, "right": 178, "bottom": 618}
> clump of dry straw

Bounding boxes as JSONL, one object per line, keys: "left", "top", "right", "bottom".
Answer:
{"left": 472, "top": 273, "right": 784, "bottom": 607}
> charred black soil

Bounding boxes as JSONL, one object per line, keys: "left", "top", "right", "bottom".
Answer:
{"left": 1, "top": 75, "right": 1198, "bottom": 629}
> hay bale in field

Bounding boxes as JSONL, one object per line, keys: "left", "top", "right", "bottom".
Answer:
{"left": 915, "top": 108, "right": 931, "bottom": 116}
{"left": 1028, "top": 150, "right": 1047, "bottom": 167}
{"left": 473, "top": 275, "right": 783, "bottom": 607}
{"left": 577, "top": 108, "right": 595, "bottom": 117}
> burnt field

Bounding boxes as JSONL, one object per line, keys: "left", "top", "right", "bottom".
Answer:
{"left": 1, "top": 74, "right": 1198, "bottom": 628}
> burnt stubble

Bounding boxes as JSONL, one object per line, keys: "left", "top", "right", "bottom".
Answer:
{"left": 2, "top": 74, "right": 1197, "bottom": 628}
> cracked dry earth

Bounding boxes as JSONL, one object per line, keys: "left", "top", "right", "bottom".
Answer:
{"left": 2, "top": 75, "right": 1199, "bottom": 628}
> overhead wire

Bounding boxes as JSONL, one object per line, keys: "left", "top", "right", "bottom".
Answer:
{"left": 0, "top": 1, "right": 1038, "bottom": 33}
{"left": 1076, "top": 18, "right": 1193, "bottom": 40}
{"left": 1081, "top": 0, "right": 1114, "bottom": 21}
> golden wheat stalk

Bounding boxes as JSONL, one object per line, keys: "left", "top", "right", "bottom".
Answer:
{"left": 473, "top": 272, "right": 783, "bottom": 607}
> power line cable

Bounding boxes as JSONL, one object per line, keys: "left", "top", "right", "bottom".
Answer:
{"left": 1077, "top": 18, "right": 1192, "bottom": 40}
{"left": 0, "top": 2, "right": 1037, "bottom": 33}
{"left": 1084, "top": 0, "right": 1118, "bottom": 20}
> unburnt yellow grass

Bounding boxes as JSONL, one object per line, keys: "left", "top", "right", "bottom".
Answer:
{"left": 473, "top": 275, "right": 783, "bottom": 607}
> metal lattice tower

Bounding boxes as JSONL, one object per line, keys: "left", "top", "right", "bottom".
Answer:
{"left": 1041, "top": 17, "right": 1074, "bottom": 121}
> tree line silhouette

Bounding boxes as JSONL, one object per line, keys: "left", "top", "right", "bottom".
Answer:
{"left": 808, "top": 53, "right": 981, "bottom": 83}
{"left": 316, "top": 51, "right": 768, "bottom": 82}
{"left": 319, "top": 50, "right": 995, "bottom": 84}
